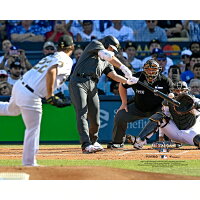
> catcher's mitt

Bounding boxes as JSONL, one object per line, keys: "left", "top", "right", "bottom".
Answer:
{"left": 46, "top": 96, "right": 71, "bottom": 108}
{"left": 174, "top": 93, "right": 195, "bottom": 114}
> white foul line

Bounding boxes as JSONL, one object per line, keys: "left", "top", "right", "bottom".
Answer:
{"left": 118, "top": 152, "right": 131, "bottom": 156}
{"left": 175, "top": 151, "right": 189, "bottom": 155}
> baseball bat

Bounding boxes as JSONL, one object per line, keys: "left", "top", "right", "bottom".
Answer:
{"left": 138, "top": 81, "right": 180, "bottom": 107}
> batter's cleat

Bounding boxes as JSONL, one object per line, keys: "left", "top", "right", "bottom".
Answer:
{"left": 126, "top": 135, "right": 146, "bottom": 150}
{"left": 93, "top": 142, "right": 105, "bottom": 152}
{"left": 82, "top": 145, "right": 97, "bottom": 154}
{"left": 107, "top": 142, "right": 124, "bottom": 149}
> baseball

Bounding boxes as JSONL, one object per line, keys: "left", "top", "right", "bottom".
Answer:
{"left": 168, "top": 93, "right": 175, "bottom": 98}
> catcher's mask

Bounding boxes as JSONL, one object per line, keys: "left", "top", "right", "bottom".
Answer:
{"left": 102, "top": 35, "right": 120, "bottom": 52}
{"left": 143, "top": 59, "right": 161, "bottom": 84}
{"left": 170, "top": 81, "right": 190, "bottom": 96}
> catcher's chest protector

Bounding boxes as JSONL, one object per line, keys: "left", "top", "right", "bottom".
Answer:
{"left": 169, "top": 104, "right": 196, "bottom": 130}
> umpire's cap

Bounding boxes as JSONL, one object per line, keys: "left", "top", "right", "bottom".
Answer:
{"left": 102, "top": 35, "right": 120, "bottom": 52}
{"left": 58, "top": 35, "right": 74, "bottom": 48}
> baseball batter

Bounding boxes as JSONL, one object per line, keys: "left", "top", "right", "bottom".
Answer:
{"left": 0, "top": 35, "right": 74, "bottom": 166}
{"left": 69, "top": 35, "right": 138, "bottom": 153}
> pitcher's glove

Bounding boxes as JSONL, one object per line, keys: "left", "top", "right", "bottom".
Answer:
{"left": 46, "top": 96, "right": 71, "bottom": 108}
{"left": 174, "top": 93, "right": 195, "bottom": 114}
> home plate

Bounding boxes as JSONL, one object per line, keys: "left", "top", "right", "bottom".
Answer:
{"left": 0, "top": 173, "right": 30, "bottom": 180}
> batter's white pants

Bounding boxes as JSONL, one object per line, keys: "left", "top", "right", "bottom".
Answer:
{"left": 0, "top": 80, "right": 42, "bottom": 166}
{"left": 159, "top": 117, "right": 200, "bottom": 145}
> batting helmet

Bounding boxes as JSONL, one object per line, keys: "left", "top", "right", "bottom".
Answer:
{"left": 102, "top": 35, "right": 120, "bottom": 52}
{"left": 170, "top": 81, "right": 190, "bottom": 95}
{"left": 143, "top": 59, "right": 161, "bottom": 84}
{"left": 57, "top": 35, "right": 74, "bottom": 49}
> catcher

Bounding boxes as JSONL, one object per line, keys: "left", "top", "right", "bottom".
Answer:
{"left": 127, "top": 81, "right": 200, "bottom": 149}
{"left": 0, "top": 35, "right": 74, "bottom": 166}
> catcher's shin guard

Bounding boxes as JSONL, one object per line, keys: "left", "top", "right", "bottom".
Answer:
{"left": 193, "top": 134, "right": 200, "bottom": 148}
{"left": 126, "top": 135, "right": 147, "bottom": 149}
{"left": 138, "top": 112, "right": 169, "bottom": 141}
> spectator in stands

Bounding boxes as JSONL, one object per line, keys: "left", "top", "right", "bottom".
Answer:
{"left": 43, "top": 41, "right": 56, "bottom": 56}
{"left": 0, "top": 20, "right": 7, "bottom": 42}
{"left": 5, "top": 46, "right": 32, "bottom": 73}
{"left": 154, "top": 51, "right": 169, "bottom": 76}
{"left": 143, "top": 48, "right": 173, "bottom": 76}
{"left": 0, "top": 39, "right": 13, "bottom": 69}
{"left": 183, "top": 20, "right": 200, "bottom": 42}
{"left": 177, "top": 49, "right": 192, "bottom": 73}
{"left": 103, "top": 20, "right": 135, "bottom": 41}
{"left": 122, "top": 20, "right": 146, "bottom": 33}
{"left": 189, "top": 41, "right": 200, "bottom": 53}
{"left": 148, "top": 39, "right": 161, "bottom": 52}
{"left": 46, "top": 20, "right": 73, "bottom": 42}
{"left": 76, "top": 20, "right": 102, "bottom": 42}
{"left": 190, "top": 52, "right": 200, "bottom": 69}
{"left": 7, "top": 60, "right": 23, "bottom": 86}
{"left": 142, "top": 40, "right": 173, "bottom": 68}
{"left": 10, "top": 20, "right": 45, "bottom": 42}
{"left": 135, "top": 20, "right": 167, "bottom": 42}
{"left": 33, "top": 20, "right": 54, "bottom": 34}
{"left": 124, "top": 41, "right": 142, "bottom": 72}
{"left": 189, "top": 79, "right": 200, "bottom": 95}
{"left": 0, "top": 70, "right": 8, "bottom": 82}
{"left": 180, "top": 52, "right": 200, "bottom": 83}
{"left": 0, "top": 81, "right": 12, "bottom": 96}
{"left": 168, "top": 65, "right": 181, "bottom": 83}
{"left": 192, "top": 63, "right": 200, "bottom": 79}
{"left": 93, "top": 20, "right": 112, "bottom": 33}
{"left": 6, "top": 20, "right": 21, "bottom": 35}
{"left": 18, "top": 49, "right": 32, "bottom": 72}
{"left": 157, "top": 20, "right": 187, "bottom": 39}
{"left": 65, "top": 20, "right": 83, "bottom": 38}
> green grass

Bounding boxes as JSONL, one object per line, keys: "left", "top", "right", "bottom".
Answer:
{"left": 0, "top": 159, "right": 200, "bottom": 177}
{"left": 1, "top": 144, "right": 200, "bottom": 177}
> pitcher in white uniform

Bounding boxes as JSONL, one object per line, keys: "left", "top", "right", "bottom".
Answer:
{"left": 0, "top": 35, "right": 74, "bottom": 166}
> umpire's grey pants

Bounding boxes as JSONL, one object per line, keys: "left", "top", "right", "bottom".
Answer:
{"left": 69, "top": 79, "right": 100, "bottom": 149}
{"left": 112, "top": 102, "right": 161, "bottom": 144}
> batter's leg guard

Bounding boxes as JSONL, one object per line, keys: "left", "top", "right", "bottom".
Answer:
{"left": 193, "top": 134, "right": 200, "bottom": 148}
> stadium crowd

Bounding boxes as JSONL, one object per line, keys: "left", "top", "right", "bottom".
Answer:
{"left": 0, "top": 20, "right": 200, "bottom": 97}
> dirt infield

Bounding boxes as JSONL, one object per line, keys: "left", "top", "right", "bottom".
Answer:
{"left": 0, "top": 145, "right": 200, "bottom": 180}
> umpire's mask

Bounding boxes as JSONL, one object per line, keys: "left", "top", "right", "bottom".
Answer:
{"left": 143, "top": 59, "right": 161, "bottom": 84}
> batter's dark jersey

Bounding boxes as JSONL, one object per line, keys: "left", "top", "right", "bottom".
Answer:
{"left": 123, "top": 72, "right": 173, "bottom": 112}
{"left": 71, "top": 40, "right": 114, "bottom": 80}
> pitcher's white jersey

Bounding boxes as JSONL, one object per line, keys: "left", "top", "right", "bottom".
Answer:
{"left": 22, "top": 51, "right": 73, "bottom": 98}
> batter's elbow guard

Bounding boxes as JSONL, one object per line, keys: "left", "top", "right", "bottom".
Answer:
{"left": 98, "top": 50, "right": 114, "bottom": 61}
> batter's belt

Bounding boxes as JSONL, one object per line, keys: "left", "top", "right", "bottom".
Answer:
{"left": 76, "top": 73, "right": 98, "bottom": 83}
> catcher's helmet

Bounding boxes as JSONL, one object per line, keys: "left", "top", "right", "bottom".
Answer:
{"left": 143, "top": 59, "right": 161, "bottom": 84}
{"left": 57, "top": 35, "right": 74, "bottom": 49}
{"left": 102, "top": 35, "right": 120, "bottom": 52}
{"left": 170, "top": 81, "right": 190, "bottom": 95}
